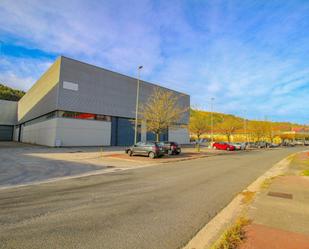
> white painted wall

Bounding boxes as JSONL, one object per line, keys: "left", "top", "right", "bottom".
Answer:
{"left": 55, "top": 118, "right": 111, "bottom": 146}
{"left": 21, "top": 119, "right": 57, "bottom": 146}
{"left": 0, "top": 100, "right": 17, "bottom": 125}
{"left": 21, "top": 118, "right": 111, "bottom": 147}
{"left": 168, "top": 127, "right": 190, "bottom": 144}
{"left": 13, "top": 126, "right": 19, "bottom": 141}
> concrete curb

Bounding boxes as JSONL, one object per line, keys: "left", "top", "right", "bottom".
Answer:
{"left": 182, "top": 152, "right": 298, "bottom": 249}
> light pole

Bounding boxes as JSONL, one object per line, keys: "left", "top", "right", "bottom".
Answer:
{"left": 244, "top": 110, "right": 247, "bottom": 143}
{"left": 210, "top": 97, "right": 215, "bottom": 144}
{"left": 134, "top": 65, "right": 143, "bottom": 144}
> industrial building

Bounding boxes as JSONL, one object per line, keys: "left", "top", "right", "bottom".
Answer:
{"left": 0, "top": 56, "right": 190, "bottom": 146}
{"left": 0, "top": 99, "right": 17, "bottom": 141}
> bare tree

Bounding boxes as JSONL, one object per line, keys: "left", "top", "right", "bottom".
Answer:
{"left": 189, "top": 109, "right": 210, "bottom": 151}
{"left": 139, "top": 87, "right": 187, "bottom": 142}
{"left": 248, "top": 121, "right": 269, "bottom": 141}
{"left": 216, "top": 115, "right": 242, "bottom": 142}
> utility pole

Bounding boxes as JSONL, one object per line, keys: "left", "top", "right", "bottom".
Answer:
{"left": 210, "top": 97, "right": 215, "bottom": 145}
{"left": 134, "top": 66, "right": 143, "bottom": 144}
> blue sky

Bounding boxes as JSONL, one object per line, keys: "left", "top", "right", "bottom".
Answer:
{"left": 1, "top": 0, "right": 309, "bottom": 124}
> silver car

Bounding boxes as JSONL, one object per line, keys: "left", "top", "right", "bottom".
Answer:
{"left": 231, "top": 142, "right": 247, "bottom": 150}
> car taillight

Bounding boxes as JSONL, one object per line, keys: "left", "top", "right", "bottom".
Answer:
{"left": 153, "top": 146, "right": 159, "bottom": 151}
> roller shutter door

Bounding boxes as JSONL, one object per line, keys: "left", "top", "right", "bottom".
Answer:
{"left": 111, "top": 117, "right": 141, "bottom": 146}
{"left": 0, "top": 125, "right": 13, "bottom": 141}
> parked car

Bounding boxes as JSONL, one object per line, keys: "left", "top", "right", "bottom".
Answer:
{"left": 294, "top": 140, "right": 304, "bottom": 146}
{"left": 212, "top": 142, "right": 236, "bottom": 151}
{"left": 281, "top": 141, "right": 295, "bottom": 147}
{"left": 125, "top": 141, "right": 165, "bottom": 159}
{"left": 247, "top": 142, "right": 258, "bottom": 149}
{"left": 230, "top": 143, "right": 242, "bottom": 150}
{"left": 231, "top": 142, "right": 247, "bottom": 150}
{"left": 190, "top": 138, "right": 210, "bottom": 147}
{"left": 268, "top": 143, "right": 279, "bottom": 148}
{"left": 159, "top": 141, "right": 181, "bottom": 155}
{"left": 255, "top": 141, "right": 269, "bottom": 148}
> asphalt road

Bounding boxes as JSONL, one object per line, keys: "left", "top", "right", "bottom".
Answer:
{"left": 0, "top": 143, "right": 104, "bottom": 187}
{"left": 0, "top": 147, "right": 303, "bottom": 249}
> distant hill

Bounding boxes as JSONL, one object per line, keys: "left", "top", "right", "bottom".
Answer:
{"left": 191, "top": 108, "right": 307, "bottom": 132}
{"left": 0, "top": 83, "right": 25, "bottom": 101}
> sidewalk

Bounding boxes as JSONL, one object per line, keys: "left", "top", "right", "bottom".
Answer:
{"left": 240, "top": 151, "right": 309, "bottom": 249}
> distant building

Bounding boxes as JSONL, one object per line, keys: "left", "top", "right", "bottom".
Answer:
{"left": 1, "top": 56, "right": 190, "bottom": 146}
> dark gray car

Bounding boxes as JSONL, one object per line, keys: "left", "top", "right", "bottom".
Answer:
{"left": 159, "top": 141, "right": 181, "bottom": 155}
{"left": 126, "top": 141, "right": 165, "bottom": 159}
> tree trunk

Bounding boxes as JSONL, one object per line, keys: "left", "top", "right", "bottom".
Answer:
{"left": 227, "top": 134, "right": 231, "bottom": 143}
{"left": 196, "top": 135, "right": 200, "bottom": 152}
{"left": 156, "top": 133, "right": 160, "bottom": 142}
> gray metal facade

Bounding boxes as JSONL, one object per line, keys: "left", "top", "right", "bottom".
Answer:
{"left": 0, "top": 100, "right": 18, "bottom": 125}
{"left": 19, "top": 56, "right": 190, "bottom": 125}
{"left": 19, "top": 85, "right": 59, "bottom": 123}
{"left": 58, "top": 57, "right": 190, "bottom": 124}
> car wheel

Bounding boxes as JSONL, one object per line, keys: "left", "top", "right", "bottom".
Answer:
{"left": 128, "top": 150, "right": 133, "bottom": 156}
{"left": 226, "top": 147, "right": 230, "bottom": 151}
{"left": 149, "top": 152, "right": 155, "bottom": 159}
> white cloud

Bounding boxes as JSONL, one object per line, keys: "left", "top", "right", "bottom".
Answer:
{"left": 0, "top": 0, "right": 309, "bottom": 123}
{"left": 0, "top": 56, "right": 52, "bottom": 90}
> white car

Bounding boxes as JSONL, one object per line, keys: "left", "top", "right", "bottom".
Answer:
{"left": 231, "top": 142, "right": 247, "bottom": 150}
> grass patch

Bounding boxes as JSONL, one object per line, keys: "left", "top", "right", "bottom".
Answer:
{"left": 301, "top": 170, "right": 309, "bottom": 176}
{"left": 241, "top": 191, "right": 256, "bottom": 204}
{"left": 211, "top": 217, "right": 251, "bottom": 249}
{"left": 260, "top": 178, "right": 273, "bottom": 189}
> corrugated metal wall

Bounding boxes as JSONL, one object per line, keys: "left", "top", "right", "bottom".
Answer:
{"left": 0, "top": 99, "right": 17, "bottom": 125}
{"left": 18, "top": 58, "right": 61, "bottom": 123}
{"left": 58, "top": 57, "right": 190, "bottom": 123}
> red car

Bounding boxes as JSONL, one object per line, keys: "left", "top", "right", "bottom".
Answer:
{"left": 212, "top": 142, "right": 235, "bottom": 151}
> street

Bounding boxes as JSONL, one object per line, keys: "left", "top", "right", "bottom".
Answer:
{"left": 0, "top": 147, "right": 303, "bottom": 249}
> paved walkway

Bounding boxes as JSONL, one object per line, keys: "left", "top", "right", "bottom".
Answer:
{"left": 0, "top": 142, "right": 227, "bottom": 187}
{"left": 240, "top": 151, "right": 309, "bottom": 249}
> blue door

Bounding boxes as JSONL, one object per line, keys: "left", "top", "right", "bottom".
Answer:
{"left": 111, "top": 117, "right": 141, "bottom": 146}
{"left": 146, "top": 130, "right": 168, "bottom": 142}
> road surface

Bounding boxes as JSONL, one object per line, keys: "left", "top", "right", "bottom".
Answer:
{"left": 0, "top": 147, "right": 303, "bottom": 249}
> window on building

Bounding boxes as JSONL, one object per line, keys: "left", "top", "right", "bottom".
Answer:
{"left": 58, "top": 111, "right": 95, "bottom": 120}
{"left": 58, "top": 111, "right": 111, "bottom": 122}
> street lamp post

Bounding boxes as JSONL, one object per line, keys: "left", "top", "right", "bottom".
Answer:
{"left": 134, "top": 66, "right": 143, "bottom": 144}
{"left": 244, "top": 110, "right": 247, "bottom": 143}
{"left": 210, "top": 97, "right": 215, "bottom": 144}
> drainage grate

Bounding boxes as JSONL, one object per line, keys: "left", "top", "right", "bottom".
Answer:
{"left": 267, "top": 191, "right": 293, "bottom": 199}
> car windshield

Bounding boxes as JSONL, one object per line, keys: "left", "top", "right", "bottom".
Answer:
{"left": 146, "top": 142, "right": 156, "bottom": 146}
